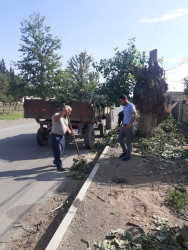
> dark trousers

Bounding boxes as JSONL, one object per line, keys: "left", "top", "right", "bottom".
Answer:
{"left": 118, "top": 111, "right": 124, "bottom": 126}
{"left": 51, "top": 133, "right": 65, "bottom": 168}
{"left": 118, "top": 125, "right": 134, "bottom": 157}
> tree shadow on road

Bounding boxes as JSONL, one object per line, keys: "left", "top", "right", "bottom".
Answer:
{"left": 0, "top": 133, "right": 89, "bottom": 162}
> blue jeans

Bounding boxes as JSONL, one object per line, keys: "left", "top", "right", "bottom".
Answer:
{"left": 51, "top": 133, "right": 65, "bottom": 168}
{"left": 118, "top": 125, "right": 134, "bottom": 158}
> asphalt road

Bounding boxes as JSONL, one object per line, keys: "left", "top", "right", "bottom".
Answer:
{"left": 0, "top": 107, "right": 122, "bottom": 243}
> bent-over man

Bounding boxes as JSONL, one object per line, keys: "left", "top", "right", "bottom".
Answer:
{"left": 51, "top": 105, "right": 74, "bottom": 171}
{"left": 118, "top": 95, "right": 137, "bottom": 161}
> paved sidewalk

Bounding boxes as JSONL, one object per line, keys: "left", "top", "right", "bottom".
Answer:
{"left": 58, "top": 146, "right": 188, "bottom": 250}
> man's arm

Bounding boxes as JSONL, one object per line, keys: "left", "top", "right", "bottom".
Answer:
{"left": 54, "top": 109, "right": 68, "bottom": 122}
{"left": 126, "top": 111, "right": 137, "bottom": 130}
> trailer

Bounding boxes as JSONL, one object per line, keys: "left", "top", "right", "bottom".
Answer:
{"left": 24, "top": 99, "right": 114, "bottom": 149}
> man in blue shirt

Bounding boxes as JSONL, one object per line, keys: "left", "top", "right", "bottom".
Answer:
{"left": 118, "top": 95, "right": 137, "bottom": 161}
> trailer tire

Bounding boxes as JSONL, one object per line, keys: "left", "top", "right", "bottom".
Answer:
{"left": 37, "top": 128, "right": 49, "bottom": 146}
{"left": 84, "top": 124, "right": 95, "bottom": 149}
{"left": 106, "top": 113, "right": 113, "bottom": 130}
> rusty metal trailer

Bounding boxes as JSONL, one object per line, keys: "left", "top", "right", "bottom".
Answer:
{"left": 24, "top": 99, "right": 113, "bottom": 149}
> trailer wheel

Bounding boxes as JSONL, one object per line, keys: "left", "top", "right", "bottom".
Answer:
{"left": 84, "top": 124, "right": 95, "bottom": 149}
{"left": 106, "top": 113, "right": 113, "bottom": 130}
{"left": 99, "top": 123, "right": 106, "bottom": 137}
{"left": 37, "top": 128, "right": 50, "bottom": 146}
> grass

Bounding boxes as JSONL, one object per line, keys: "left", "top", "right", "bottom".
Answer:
{"left": 166, "top": 188, "right": 188, "bottom": 213}
{"left": 0, "top": 113, "right": 24, "bottom": 120}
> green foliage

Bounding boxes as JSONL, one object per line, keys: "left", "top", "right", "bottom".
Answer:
{"left": 66, "top": 51, "right": 99, "bottom": 101}
{"left": 184, "top": 77, "right": 188, "bottom": 95}
{"left": 0, "top": 72, "right": 9, "bottom": 104}
{"left": 0, "top": 59, "right": 9, "bottom": 103}
{"left": 0, "top": 113, "right": 24, "bottom": 120}
{"left": 134, "top": 115, "right": 187, "bottom": 159}
{"left": 94, "top": 224, "right": 188, "bottom": 250}
{"left": 70, "top": 158, "right": 90, "bottom": 180}
{"left": 17, "top": 12, "right": 62, "bottom": 99}
{"left": 166, "top": 188, "right": 188, "bottom": 213}
{"left": 93, "top": 128, "right": 119, "bottom": 153}
{"left": 0, "top": 59, "right": 24, "bottom": 104}
{"left": 94, "top": 38, "right": 146, "bottom": 105}
{"left": 7, "top": 69, "right": 25, "bottom": 103}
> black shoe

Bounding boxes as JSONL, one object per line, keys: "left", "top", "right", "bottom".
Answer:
{"left": 57, "top": 166, "right": 66, "bottom": 171}
{"left": 120, "top": 152, "right": 127, "bottom": 158}
{"left": 122, "top": 156, "right": 131, "bottom": 161}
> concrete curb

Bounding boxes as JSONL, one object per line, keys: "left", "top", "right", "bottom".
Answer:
{"left": 45, "top": 145, "right": 110, "bottom": 250}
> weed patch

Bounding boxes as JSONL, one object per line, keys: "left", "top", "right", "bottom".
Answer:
{"left": 166, "top": 188, "right": 188, "bottom": 215}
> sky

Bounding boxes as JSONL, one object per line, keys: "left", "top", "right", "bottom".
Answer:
{"left": 0, "top": 0, "right": 188, "bottom": 91}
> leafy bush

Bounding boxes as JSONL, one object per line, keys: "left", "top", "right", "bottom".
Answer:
{"left": 70, "top": 158, "right": 90, "bottom": 180}
{"left": 166, "top": 188, "right": 188, "bottom": 213}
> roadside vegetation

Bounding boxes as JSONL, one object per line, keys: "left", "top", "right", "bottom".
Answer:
{"left": 0, "top": 113, "right": 23, "bottom": 120}
{"left": 166, "top": 188, "right": 188, "bottom": 215}
{"left": 70, "top": 128, "right": 119, "bottom": 180}
{"left": 134, "top": 115, "right": 188, "bottom": 159}
{"left": 94, "top": 222, "right": 188, "bottom": 249}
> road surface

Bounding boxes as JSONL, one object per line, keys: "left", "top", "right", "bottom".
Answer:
{"left": 0, "top": 107, "right": 122, "bottom": 245}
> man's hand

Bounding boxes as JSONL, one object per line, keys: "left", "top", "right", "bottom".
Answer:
{"left": 126, "top": 123, "right": 131, "bottom": 130}
{"left": 61, "top": 108, "right": 68, "bottom": 116}
{"left": 54, "top": 108, "right": 68, "bottom": 122}
{"left": 70, "top": 131, "right": 74, "bottom": 137}
{"left": 67, "top": 126, "right": 74, "bottom": 136}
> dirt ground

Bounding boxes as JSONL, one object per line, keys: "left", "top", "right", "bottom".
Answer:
{"left": 4, "top": 151, "right": 97, "bottom": 250}
{"left": 59, "top": 146, "right": 188, "bottom": 250}
{"left": 4, "top": 177, "right": 83, "bottom": 250}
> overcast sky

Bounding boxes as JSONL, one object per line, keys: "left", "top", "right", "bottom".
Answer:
{"left": 1, "top": 0, "right": 188, "bottom": 91}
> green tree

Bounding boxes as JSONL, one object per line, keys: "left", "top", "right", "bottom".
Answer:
{"left": 7, "top": 68, "right": 25, "bottom": 105}
{"left": 0, "top": 59, "right": 7, "bottom": 74}
{"left": 67, "top": 51, "right": 99, "bottom": 100}
{"left": 17, "top": 12, "right": 62, "bottom": 99}
{"left": 94, "top": 39, "right": 144, "bottom": 105}
{"left": 184, "top": 77, "right": 188, "bottom": 95}
{"left": 95, "top": 39, "right": 168, "bottom": 136}
{"left": 0, "top": 59, "right": 9, "bottom": 104}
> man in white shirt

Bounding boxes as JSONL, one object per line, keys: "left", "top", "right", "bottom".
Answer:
{"left": 51, "top": 105, "right": 74, "bottom": 171}
{"left": 118, "top": 95, "right": 137, "bottom": 161}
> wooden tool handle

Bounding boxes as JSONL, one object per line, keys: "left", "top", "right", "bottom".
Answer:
{"left": 64, "top": 104, "right": 80, "bottom": 156}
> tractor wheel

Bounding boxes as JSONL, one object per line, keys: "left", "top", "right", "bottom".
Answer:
{"left": 84, "top": 124, "right": 95, "bottom": 149}
{"left": 37, "top": 128, "right": 50, "bottom": 146}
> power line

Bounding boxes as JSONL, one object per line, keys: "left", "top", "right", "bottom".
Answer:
{"left": 165, "top": 57, "right": 188, "bottom": 71}
{"left": 167, "top": 78, "right": 184, "bottom": 83}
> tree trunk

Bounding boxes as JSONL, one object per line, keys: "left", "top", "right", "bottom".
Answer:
{"left": 133, "top": 49, "right": 168, "bottom": 137}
